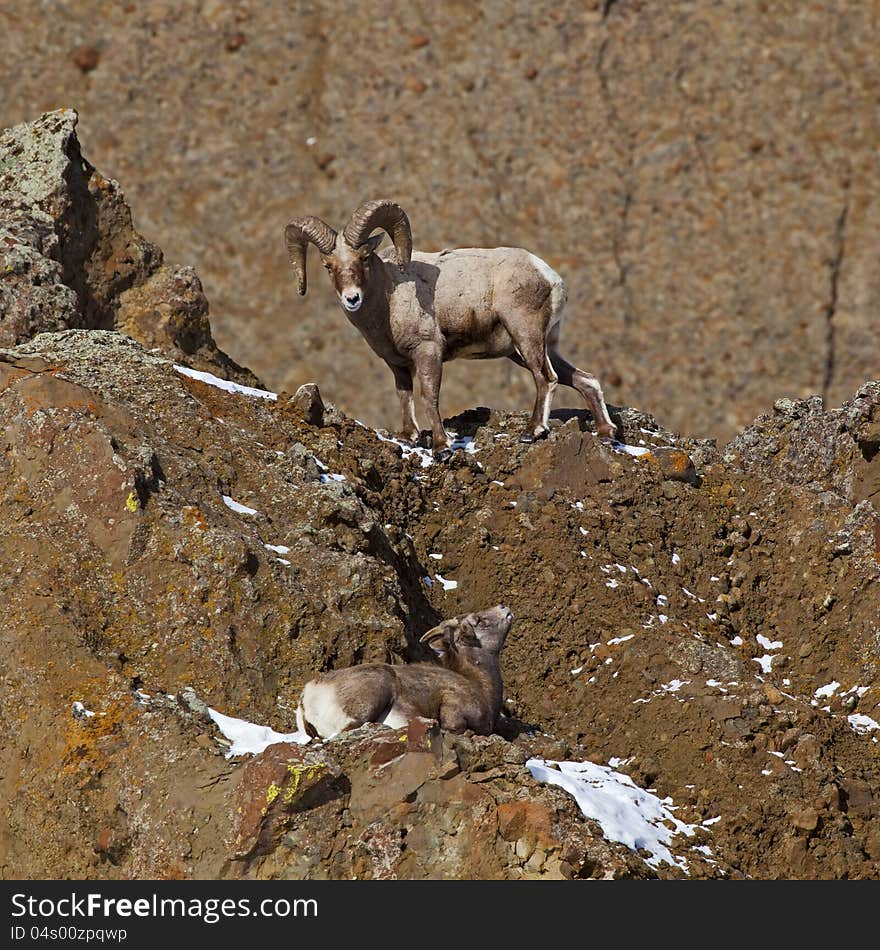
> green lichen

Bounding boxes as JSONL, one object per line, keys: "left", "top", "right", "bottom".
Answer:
{"left": 283, "top": 763, "right": 325, "bottom": 804}
{"left": 125, "top": 491, "right": 138, "bottom": 512}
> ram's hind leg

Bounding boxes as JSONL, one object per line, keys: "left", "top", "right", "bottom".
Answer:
{"left": 545, "top": 323, "right": 616, "bottom": 440}
{"left": 548, "top": 349, "right": 616, "bottom": 440}
{"left": 507, "top": 340, "right": 558, "bottom": 443}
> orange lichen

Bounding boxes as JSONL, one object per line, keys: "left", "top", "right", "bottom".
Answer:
{"left": 60, "top": 689, "right": 141, "bottom": 786}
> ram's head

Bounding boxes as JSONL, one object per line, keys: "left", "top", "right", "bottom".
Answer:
{"left": 284, "top": 199, "right": 411, "bottom": 312}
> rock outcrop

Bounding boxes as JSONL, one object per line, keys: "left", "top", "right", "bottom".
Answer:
{"left": 0, "top": 110, "right": 257, "bottom": 386}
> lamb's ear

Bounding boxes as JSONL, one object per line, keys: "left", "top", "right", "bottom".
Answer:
{"left": 452, "top": 615, "right": 481, "bottom": 648}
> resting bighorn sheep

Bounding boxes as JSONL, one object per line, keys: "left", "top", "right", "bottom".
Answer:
{"left": 285, "top": 200, "right": 616, "bottom": 457}
{"left": 295, "top": 605, "right": 513, "bottom": 738}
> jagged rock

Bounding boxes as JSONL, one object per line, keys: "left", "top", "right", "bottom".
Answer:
{"left": 291, "top": 383, "right": 325, "bottom": 427}
{"left": 0, "top": 110, "right": 257, "bottom": 385}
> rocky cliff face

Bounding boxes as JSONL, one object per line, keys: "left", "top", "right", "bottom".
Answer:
{"left": 1, "top": 113, "right": 879, "bottom": 881}
{"left": 2, "top": 1, "right": 877, "bottom": 442}
{"left": 0, "top": 110, "right": 257, "bottom": 386}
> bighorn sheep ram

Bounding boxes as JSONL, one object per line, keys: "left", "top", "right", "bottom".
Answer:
{"left": 285, "top": 200, "right": 616, "bottom": 458}
{"left": 295, "top": 605, "right": 513, "bottom": 738}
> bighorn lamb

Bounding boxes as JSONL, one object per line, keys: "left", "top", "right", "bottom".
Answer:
{"left": 295, "top": 605, "right": 513, "bottom": 738}
{"left": 285, "top": 200, "right": 616, "bottom": 457}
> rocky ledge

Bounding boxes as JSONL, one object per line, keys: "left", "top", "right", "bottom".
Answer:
{"left": 1, "top": 113, "right": 878, "bottom": 880}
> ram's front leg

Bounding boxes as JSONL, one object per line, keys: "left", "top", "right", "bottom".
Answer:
{"left": 389, "top": 363, "right": 420, "bottom": 444}
{"left": 413, "top": 345, "right": 451, "bottom": 459}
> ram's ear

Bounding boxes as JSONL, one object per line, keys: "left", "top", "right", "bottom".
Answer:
{"left": 360, "top": 233, "right": 384, "bottom": 256}
{"left": 452, "top": 615, "right": 481, "bottom": 648}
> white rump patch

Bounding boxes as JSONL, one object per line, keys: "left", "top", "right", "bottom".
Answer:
{"left": 527, "top": 252, "right": 563, "bottom": 288}
{"left": 527, "top": 252, "right": 566, "bottom": 318}
{"left": 380, "top": 707, "right": 410, "bottom": 730}
{"left": 300, "top": 681, "right": 355, "bottom": 739}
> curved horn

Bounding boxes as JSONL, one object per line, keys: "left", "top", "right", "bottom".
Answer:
{"left": 419, "top": 618, "right": 457, "bottom": 645}
{"left": 284, "top": 216, "right": 337, "bottom": 295}
{"left": 343, "top": 199, "right": 412, "bottom": 269}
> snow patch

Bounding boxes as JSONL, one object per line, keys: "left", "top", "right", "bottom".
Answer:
{"left": 613, "top": 441, "right": 650, "bottom": 458}
{"left": 209, "top": 708, "right": 310, "bottom": 757}
{"left": 450, "top": 434, "right": 477, "bottom": 454}
{"left": 436, "top": 574, "right": 458, "bottom": 591}
{"left": 375, "top": 431, "right": 434, "bottom": 467}
{"left": 661, "top": 679, "right": 688, "bottom": 693}
{"left": 756, "top": 634, "right": 783, "bottom": 651}
{"left": 848, "top": 713, "right": 880, "bottom": 735}
{"left": 814, "top": 681, "right": 840, "bottom": 699}
{"left": 222, "top": 495, "right": 258, "bottom": 516}
{"left": 174, "top": 365, "right": 278, "bottom": 401}
{"left": 527, "top": 759, "right": 699, "bottom": 872}
{"left": 374, "top": 429, "right": 477, "bottom": 466}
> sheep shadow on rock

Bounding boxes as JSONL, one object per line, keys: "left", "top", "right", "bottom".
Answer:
{"left": 442, "top": 405, "right": 492, "bottom": 440}
{"left": 494, "top": 713, "right": 544, "bottom": 742}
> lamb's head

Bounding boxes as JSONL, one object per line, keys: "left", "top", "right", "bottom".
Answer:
{"left": 420, "top": 605, "right": 514, "bottom": 665}
{"left": 284, "top": 200, "right": 412, "bottom": 314}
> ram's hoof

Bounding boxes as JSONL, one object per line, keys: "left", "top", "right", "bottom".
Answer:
{"left": 520, "top": 426, "right": 549, "bottom": 444}
{"left": 597, "top": 424, "right": 618, "bottom": 442}
{"left": 434, "top": 448, "right": 454, "bottom": 462}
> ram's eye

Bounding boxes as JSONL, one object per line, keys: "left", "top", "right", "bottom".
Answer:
{"left": 323, "top": 262, "right": 332, "bottom": 271}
